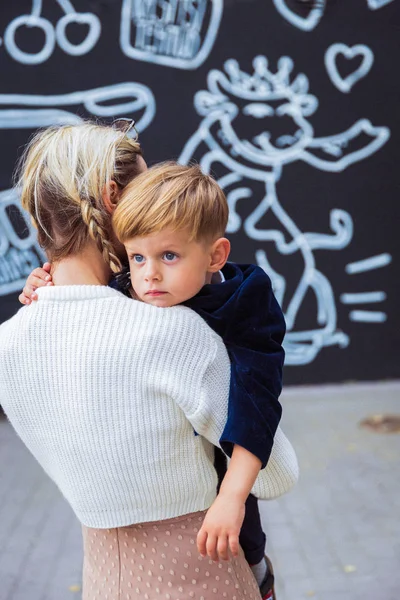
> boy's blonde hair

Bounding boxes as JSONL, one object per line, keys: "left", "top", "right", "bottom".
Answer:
{"left": 17, "top": 122, "right": 143, "bottom": 272}
{"left": 113, "top": 162, "right": 228, "bottom": 244}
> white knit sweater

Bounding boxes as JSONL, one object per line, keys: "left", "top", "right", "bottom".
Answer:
{"left": 0, "top": 285, "right": 298, "bottom": 528}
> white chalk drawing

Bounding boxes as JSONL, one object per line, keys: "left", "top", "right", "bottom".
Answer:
{"left": 349, "top": 310, "right": 387, "bottom": 323}
{"left": 179, "top": 56, "right": 390, "bottom": 365}
{"left": 272, "top": 0, "right": 326, "bottom": 31}
{"left": 340, "top": 291, "right": 387, "bottom": 304}
{"left": 0, "top": 82, "right": 156, "bottom": 133}
{"left": 3, "top": 0, "right": 101, "bottom": 65}
{"left": 345, "top": 253, "right": 392, "bottom": 274}
{"left": 0, "top": 188, "right": 47, "bottom": 296}
{"left": 273, "top": 0, "right": 395, "bottom": 30}
{"left": 325, "top": 44, "right": 374, "bottom": 93}
{"left": 120, "top": 0, "right": 223, "bottom": 69}
{"left": 367, "top": 0, "right": 395, "bottom": 9}
{"left": 341, "top": 253, "right": 392, "bottom": 323}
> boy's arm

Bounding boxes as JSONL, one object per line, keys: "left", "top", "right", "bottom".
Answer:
{"left": 197, "top": 444, "right": 261, "bottom": 561}
{"left": 176, "top": 325, "right": 264, "bottom": 560}
{"left": 184, "top": 263, "right": 285, "bottom": 468}
{"left": 220, "top": 264, "right": 285, "bottom": 467}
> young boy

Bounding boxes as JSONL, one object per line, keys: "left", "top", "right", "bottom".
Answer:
{"left": 20, "top": 162, "right": 294, "bottom": 600}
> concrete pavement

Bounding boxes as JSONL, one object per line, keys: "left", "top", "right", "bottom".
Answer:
{"left": 1, "top": 381, "right": 399, "bottom": 600}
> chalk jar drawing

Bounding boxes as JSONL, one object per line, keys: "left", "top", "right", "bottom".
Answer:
{"left": 325, "top": 44, "right": 374, "bottom": 93}
{"left": 179, "top": 56, "right": 390, "bottom": 365}
{"left": 3, "top": 0, "right": 101, "bottom": 65}
{"left": 120, "top": 0, "right": 223, "bottom": 69}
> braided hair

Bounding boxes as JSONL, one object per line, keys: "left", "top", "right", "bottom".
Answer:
{"left": 17, "top": 122, "right": 143, "bottom": 273}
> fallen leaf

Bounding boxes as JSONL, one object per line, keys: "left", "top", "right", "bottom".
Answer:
{"left": 359, "top": 414, "right": 400, "bottom": 434}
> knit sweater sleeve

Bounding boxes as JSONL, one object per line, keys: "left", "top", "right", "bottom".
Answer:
{"left": 174, "top": 317, "right": 231, "bottom": 448}
{"left": 251, "top": 426, "right": 299, "bottom": 499}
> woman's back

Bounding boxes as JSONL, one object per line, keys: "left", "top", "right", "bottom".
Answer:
{"left": 0, "top": 284, "right": 231, "bottom": 528}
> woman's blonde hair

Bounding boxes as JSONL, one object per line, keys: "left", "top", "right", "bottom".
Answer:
{"left": 113, "top": 162, "right": 228, "bottom": 244}
{"left": 17, "top": 122, "right": 143, "bottom": 272}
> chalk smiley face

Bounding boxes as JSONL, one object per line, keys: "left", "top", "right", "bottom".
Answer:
{"left": 216, "top": 94, "right": 314, "bottom": 166}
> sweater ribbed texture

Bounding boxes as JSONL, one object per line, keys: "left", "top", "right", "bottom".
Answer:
{"left": 0, "top": 285, "right": 298, "bottom": 528}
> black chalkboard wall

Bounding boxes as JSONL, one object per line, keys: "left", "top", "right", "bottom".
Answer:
{"left": 0, "top": 0, "right": 399, "bottom": 385}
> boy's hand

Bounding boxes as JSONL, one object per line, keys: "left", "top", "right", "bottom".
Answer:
{"left": 197, "top": 492, "right": 245, "bottom": 561}
{"left": 19, "top": 262, "right": 53, "bottom": 305}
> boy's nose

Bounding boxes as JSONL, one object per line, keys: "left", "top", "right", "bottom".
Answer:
{"left": 144, "top": 262, "right": 161, "bottom": 281}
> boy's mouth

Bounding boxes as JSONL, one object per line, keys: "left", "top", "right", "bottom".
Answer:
{"left": 145, "top": 290, "right": 167, "bottom": 297}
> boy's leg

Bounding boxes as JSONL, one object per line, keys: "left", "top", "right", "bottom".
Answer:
{"left": 240, "top": 494, "right": 276, "bottom": 600}
{"left": 240, "top": 493, "right": 266, "bottom": 566}
{"left": 214, "top": 446, "right": 228, "bottom": 491}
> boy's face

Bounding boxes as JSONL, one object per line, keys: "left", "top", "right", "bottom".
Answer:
{"left": 124, "top": 228, "right": 218, "bottom": 307}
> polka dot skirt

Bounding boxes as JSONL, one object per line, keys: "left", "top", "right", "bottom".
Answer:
{"left": 82, "top": 510, "right": 261, "bottom": 600}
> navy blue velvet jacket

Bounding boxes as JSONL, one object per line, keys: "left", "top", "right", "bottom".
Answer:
{"left": 184, "top": 263, "right": 285, "bottom": 468}
{"left": 112, "top": 262, "right": 285, "bottom": 468}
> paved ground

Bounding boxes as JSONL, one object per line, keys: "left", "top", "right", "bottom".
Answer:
{"left": 0, "top": 381, "right": 399, "bottom": 600}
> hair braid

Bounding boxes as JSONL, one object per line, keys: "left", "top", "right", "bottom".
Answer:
{"left": 81, "top": 200, "right": 122, "bottom": 273}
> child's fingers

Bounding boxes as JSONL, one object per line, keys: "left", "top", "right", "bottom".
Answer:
{"left": 217, "top": 535, "right": 229, "bottom": 561}
{"left": 18, "top": 292, "right": 31, "bottom": 305}
{"left": 196, "top": 528, "right": 208, "bottom": 558}
{"left": 28, "top": 275, "right": 50, "bottom": 290}
{"left": 42, "top": 262, "right": 52, "bottom": 272}
{"left": 206, "top": 533, "right": 219, "bottom": 562}
{"left": 33, "top": 267, "right": 53, "bottom": 284}
{"left": 22, "top": 284, "right": 35, "bottom": 299}
{"left": 228, "top": 534, "right": 240, "bottom": 558}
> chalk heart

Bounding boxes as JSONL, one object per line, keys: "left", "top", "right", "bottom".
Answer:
{"left": 272, "top": 0, "right": 326, "bottom": 31}
{"left": 325, "top": 43, "right": 374, "bottom": 93}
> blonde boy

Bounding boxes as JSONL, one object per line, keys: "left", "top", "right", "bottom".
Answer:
{"left": 112, "top": 162, "right": 287, "bottom": 600}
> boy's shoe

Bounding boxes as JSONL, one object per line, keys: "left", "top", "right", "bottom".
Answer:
{"left": 259, "top": 555, "right": 276, "bottom": 600}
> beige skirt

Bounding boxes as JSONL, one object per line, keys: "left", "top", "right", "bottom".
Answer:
{"left": 82, "top": 510, "right": 261, "bottom": 600}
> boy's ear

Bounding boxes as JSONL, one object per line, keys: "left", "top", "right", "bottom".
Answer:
{"left": 208, "top": 237, "right": 231, "bottom": 272}
{"left": 103, "top": 180, "right": 120, "bottom": 215}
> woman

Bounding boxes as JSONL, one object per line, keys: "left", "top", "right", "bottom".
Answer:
{"left": 0, "top": 122, "right": 275, "bottom": 600}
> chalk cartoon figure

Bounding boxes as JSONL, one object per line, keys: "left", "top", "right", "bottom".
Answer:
{"left": 179, "top": 56, "right": 390, "bottom": 365}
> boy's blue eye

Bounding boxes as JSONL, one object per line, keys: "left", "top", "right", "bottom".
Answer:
{"left": 133, "top": 254, "right": 145, "bottom": 263}
{"left": 163, "top": 252, "right": 177, "bottom": 262}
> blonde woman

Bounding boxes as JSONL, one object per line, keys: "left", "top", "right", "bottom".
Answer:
{"left": 0, "top": 123, "right": 295, "bottom": 600}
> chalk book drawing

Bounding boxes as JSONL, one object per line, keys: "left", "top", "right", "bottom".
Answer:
{"left": 0, "top": 82, "right": 155, "bottom": 297}
{"left": 179, "top": 56, "right": 390, "bottom": 365}
{"left": 120, "top": 0, "right": 223, "bottom": 69}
